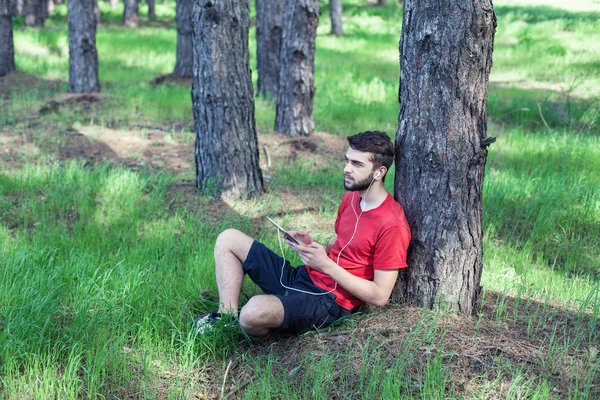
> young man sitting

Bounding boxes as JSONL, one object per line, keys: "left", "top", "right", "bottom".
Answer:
{"left": 195, "top": 131, "right": 411, "bottom": 336}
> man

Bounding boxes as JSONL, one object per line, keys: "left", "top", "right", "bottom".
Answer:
{"left": 195, "top": 131, "right": 411, "bottom": 336}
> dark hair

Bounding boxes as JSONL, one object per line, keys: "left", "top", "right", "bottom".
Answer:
{"left": 347, "top": 131, "right": 394, "bottom": 172}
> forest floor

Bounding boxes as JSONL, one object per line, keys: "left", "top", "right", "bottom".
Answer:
{"left": 2, "top": 71, "right": 597, "bottom": 398}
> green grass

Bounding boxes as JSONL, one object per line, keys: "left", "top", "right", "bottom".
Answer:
{"left": 1, "top": 0, "right": 600, "bottom": 397}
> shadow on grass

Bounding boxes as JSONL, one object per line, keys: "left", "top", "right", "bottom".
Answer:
{"left": 488, "top": 84, "right": 599, "bottom": 134}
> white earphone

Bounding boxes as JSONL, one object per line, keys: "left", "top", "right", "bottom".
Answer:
{"left": 375, "top": 171, "right": 381, "bottom": 178}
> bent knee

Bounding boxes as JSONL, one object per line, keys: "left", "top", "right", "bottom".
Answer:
{"left": 239, "top": 298, "right": 284, "bottom": 334}
{"left": 214, "top": 229, "right": 252, "bottom": 257}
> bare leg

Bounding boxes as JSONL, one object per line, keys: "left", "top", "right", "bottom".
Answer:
{"left": 214, "top": 229, "right": 254, "bottom": 314}
{"left": 239, "top": 295, "right": 285, "bottom": 336}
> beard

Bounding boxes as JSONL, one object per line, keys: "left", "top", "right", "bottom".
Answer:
{"left": 344, "top": 172, "right": 375, "bottom": 191}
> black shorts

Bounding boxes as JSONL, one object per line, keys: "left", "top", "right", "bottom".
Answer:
{"left": 242, "top": 241, "right": 351, "bottom": 335}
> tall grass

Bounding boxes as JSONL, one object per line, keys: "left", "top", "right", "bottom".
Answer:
{"left": 1, "top": 0, "right": 599, "bottom": 397}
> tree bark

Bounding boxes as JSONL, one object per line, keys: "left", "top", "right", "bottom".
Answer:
{"left": 255, "top": 0, "right": 284, "bottom": 98}
{"left": 68, "top": 0, "right": 100, "bottom": 93}
{"left": 0, "top": 0, "right": 16, "bottom": 77}
{"left": 123, "top": 0, "right": 138, "bottom": 27}
{"left": 392, "top": 0, "right": 496, "bottom": 315}
{"left": 173, "top": 0, "right": 192, "bottom": 77}
{"left": 146, "top": 0, "right": 155, "bottom": 19}
{"left": 23, "top": 0, "right": 46, "bottom": 26}
{"left": 93, "top": 0, "right": 101, "bottom": 24}
{"left": 191, "top": 0, "right": 264, "bottom": 199}
{"left": 329, "top": 0, "right": 343, "bottom": 35}
{"left": 274, "top": 0, "right": 319, "bottom": 137}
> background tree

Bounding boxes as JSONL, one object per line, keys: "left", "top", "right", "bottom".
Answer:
{"left": 329, "top": 0, "right": 343, "bottom": 35}
{"left": 173, "top": 0, "right": 192, "bottom": 77}
{"left": 68, "top": 0, "right": 100, "bottom": 93}
{"left": 255, "top": 0, "right": 284, "bottom": 98}
{"left": 191, "top": 0, "right": 263, "bottom": 199}
{"left": 274, "top": 0, "right": 319, "bottom": 137}
{"left": 123, "top": 0, "right": 138, "bottom": 27}
{"left": 146, "top": 0, "right": 155, "bottom": 19}
{"left": 392, "top": 0, "right": 497, "bottom": 314}
{"left": 23, "top": 0, "right": 47, "bottom": 26}
{"left": 0, "top": 0, "right": 16, "bottom": 77}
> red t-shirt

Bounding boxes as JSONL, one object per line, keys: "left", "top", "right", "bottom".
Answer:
{"left": 306, "top": 192, "right": 411, "bottom": 310}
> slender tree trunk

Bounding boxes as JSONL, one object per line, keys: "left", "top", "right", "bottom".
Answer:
{"left": 377, "top": 0, "right": 386, "bottom": 5}
{"left": 173, "top": 0, "right": 192, "bottom": 77}
{"left": 255, "top": 0, "right": 284, "bottom": 98}
{"left": 23, "top": 0, "right": 46, "bottom": 26}
{"left": 0, "top": 16, "right": 15, "bottom": 77}
{"left": 329, "top": 0, "right": 343, "bottom": 35}
{"left": 68, "top": 0, "right": 100, "bottom": 93}
{"left": 123, "top": 0, "right": 138, "bottom": 27}
{"left": 191, "top": 0, "right": 264, "bottom": 199}
{"left": 109, "top": 0, "right": 117, "bottom": 10}
{"left": 16, "top": 0, "right": 21, "bottom": 14}
{"left": 274, "top": 0, "right": 319, "bottom": 137}
{"left": 392, "top": 0, "right": 496, "bottom": 315}
{"left": 146, "top": 0, "right": 155, "bottom": 19}
{"left": 47, "top": 0, "right": 53, "bottom": 16}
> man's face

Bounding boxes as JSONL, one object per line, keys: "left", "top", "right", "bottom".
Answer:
{"left": 343, "top": 147, "right": 376, "bottom": 192}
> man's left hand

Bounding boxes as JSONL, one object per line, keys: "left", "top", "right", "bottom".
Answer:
{"left": 290, "top": 242, "right": 334, "bottom": 273}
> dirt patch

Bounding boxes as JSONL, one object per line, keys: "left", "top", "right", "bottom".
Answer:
{"left": 151, "top": 73, "right": 192, "bottom": 86}
{"left": 0, "top": 70, "right": 62, "bottom": 99}
{"left": 39, "top": 93, "right": 103, "bottom": 115}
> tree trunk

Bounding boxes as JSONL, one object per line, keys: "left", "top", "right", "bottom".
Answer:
{"left": 109, "top": 0, "right": 117, "bottom": 10}
{"left": 23, "top": 0, "right": 46, "bottom": 26}
{"left": 0, "top": 16, "right": 15, "bottom": 77}
{"left": 255, "top": 0, "right": 284, "bottom": 98}
{"left": 392, "top": 0, "right": 496, "bottom": 315}
{"left": 274, "top": 0, "right": 319, "bottom": 137}
{"left": 146, "top": 0, "right": 155, "bottom": 19}
{"left": 68, "top": 0, "right": 100, "bottom": 93}
{"left": 173, "top": 0, "right": 192, "bottom": 77}
{"left": 191, "top": 0, "right": 264, "bottom": 199}
{"left": 93, "top": 0, "right": 101, "bottom": 24}
{"left": 123, "top": 0, "right": 138, "bottom": 27}
{"left": 377, "top": 0, "right": 387, "bottom": 5}
{"left": 329, "top": 0, "right": 343, "bottom": 35}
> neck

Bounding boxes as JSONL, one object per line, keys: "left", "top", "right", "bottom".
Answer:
{"left": 358, "top": 183, "right": 388, "bottom": 211}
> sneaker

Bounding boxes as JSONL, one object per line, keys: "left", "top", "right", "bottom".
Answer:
{"left": 192, "top": 312, "right": 222, "bottom": 335}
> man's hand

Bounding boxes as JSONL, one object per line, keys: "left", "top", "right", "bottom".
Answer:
{"left": 286, "top": 230, "right": 314, "bottom": 246}
{"left": 289, "top": 242, "right": 335, "bottom": 273}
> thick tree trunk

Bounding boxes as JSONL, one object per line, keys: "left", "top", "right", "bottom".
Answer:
{"left": 191, "top": 0, "right": 264, "bottom": 199}
{"left": 68, "top": 0, "right": 100, "bottom": 93}
{"left": 23, "top": 0, "right": 46, "bottom": 26}
{"left": 255, "top": 0, "right": 283, "bottom": 98}
{"left": 392, "top": 0, "right": 496, "bottom": 315}
{"left": 173, "top": 0, "right": 192, "bottom": 77}
{"left": 123, "top": 0, "right": 138, "bottom": 27}
{"left": 0, "top": 16, "right": 15, "bottom": 77}
{"left": 146, "top": 0, "right": 155, "bottom": 19}
{"left": 329, "top": 0, "right": 343, "bottom": 35}
{"left": 274, "top": 0, "right": 318, "bottom": 137}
